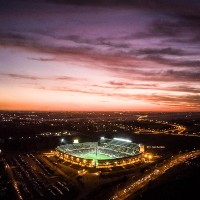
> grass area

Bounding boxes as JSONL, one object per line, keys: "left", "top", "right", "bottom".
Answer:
{"left": 80, "top": 153, "right": 112, "bottom": 161}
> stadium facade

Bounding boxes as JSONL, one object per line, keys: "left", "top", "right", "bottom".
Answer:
{"left": 55, "top": 137, "right": 144, "bottom": 168}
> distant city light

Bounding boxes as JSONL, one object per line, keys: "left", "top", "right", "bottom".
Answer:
{"left": 113, "top": 138, "right": 131, "bottom": 143}
{"left": 100, "top": 137, "right": 105, "bottom": 140}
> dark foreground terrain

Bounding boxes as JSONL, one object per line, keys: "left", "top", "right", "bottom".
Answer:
{"left": 133, "top": 156, "right": 200, "bottom": 200}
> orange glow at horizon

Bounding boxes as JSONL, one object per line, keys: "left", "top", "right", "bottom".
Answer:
{"left": 0, "top": 98, "right": 193, "bottom": 112}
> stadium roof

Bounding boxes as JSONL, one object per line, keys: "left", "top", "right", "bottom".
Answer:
{"left": 113, "top": 138, "right": 132, "bottom": 143}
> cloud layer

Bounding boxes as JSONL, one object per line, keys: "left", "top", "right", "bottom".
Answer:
{"left": 0, "top": 0, "right": 200, "bottom": 111}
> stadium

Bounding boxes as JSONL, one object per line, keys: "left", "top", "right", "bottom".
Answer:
{"left": 55, "top": 137, "right": 144, "bottom": 168}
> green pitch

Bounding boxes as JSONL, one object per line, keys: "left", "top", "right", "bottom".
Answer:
{"left": 80, "top": 153, "right": 112, "bottom": 160}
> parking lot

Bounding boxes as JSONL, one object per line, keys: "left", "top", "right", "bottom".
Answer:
{"left": 5, "top": 153, "right": 79, "bottom": 200}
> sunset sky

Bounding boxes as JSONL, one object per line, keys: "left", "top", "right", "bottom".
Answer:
{"left": 0, "top": 0, "right": 200, "bottom": 111}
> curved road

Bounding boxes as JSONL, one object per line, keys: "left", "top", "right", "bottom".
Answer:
{"left": 110, "top": 150, "right": 200, "bottom": 200}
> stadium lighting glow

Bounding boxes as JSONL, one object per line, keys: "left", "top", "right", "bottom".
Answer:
{"left": 61, "top": 138, "right": 64, "bottom": 142}
{"left": 73, "top": 139, "right": 79, "bottom": 144}
{"left": 113, "top": 138, "right": 131, "bottom": 143}
{"left": 55, "top": 138, "right": 142, "bottom": 168}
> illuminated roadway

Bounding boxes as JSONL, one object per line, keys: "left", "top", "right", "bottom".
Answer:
{"left": 110, "top": 150, "right": 200, "bottom": 200}
{"left": 136, "top": 115, "right": 200, "bottom": 137}
{"left": 4, "top": 161, "right": 23, "bottom": 200}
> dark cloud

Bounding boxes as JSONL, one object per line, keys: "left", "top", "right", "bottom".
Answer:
{"left": 145, "top": 55, "right": 200, "bottom": 68}
{"left": 140, "top": 69, "right": 200, "bottom": 82}
{"left": 58, "top": 35, "right": 130, "bottom": 50}
{"left": 0, "top": 31, "right": 139, "bottom": 68}
{"left": 1, "top": 30, "right": 199, "bottom": 72}
{"left": 137, "top": 94, "right": 200, "bottom": 108}
{"left": 164, "top": 70, "right": 200, "bottom": 81}
{"left": 0, "top": 73, "right": 83, "bottom": 81}
{"left": 1, "top": 31, "right": 200, "bottom": 85}
{"left": 134, "top": 13, "right": 200, "bottom": 45}
{"left": 107, "top": 80, "right": 200, "bottom": 94}
{"left": 133, "top": 21, "right": 180, "bottom": 39}
{"left": 0, "top": 32, "right": 36, "bottom": 47}
{"left": 0, "top": 73, "right": 42, "bottom": 80}
{"left": 35, "top": 83, "right": 200, "bottom": 108}
{"left": 0, "top": 31, "right": 96, "bottom": 62}
{"left": 28, "top": 57, "right": 57, "bottom": 62}
{"left": 54, "top": 76, "right": 84, "bottom": 81}
{"left": 167, "top": 86, "right": 200, "bottom": 94}
{"left": 100, "top": 65, "right": 200, "bottom": 83}
{"left": 119, "top": 4, "right": 199, "bottom": 54}
{"left": 107, "top": 81, "right": 157, "bottom": 89}
{"left": 137, "top": 48, "right": 186, "bottom": 56}
{"left": 47, "top": 0, "right": 200, "bottom": 10}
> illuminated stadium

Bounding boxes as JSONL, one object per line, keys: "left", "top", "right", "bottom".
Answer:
{"left": 55, "top": 137, "right": 144, "bottom": 168}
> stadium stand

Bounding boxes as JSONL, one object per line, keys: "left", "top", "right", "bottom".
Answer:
{"left": 55, "top": 138, "right": 143, "bottom": 168}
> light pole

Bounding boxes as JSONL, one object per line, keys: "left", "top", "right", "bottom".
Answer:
{"left": 117, "top": 183, "right": 120, "bottom": 193}
{"left": 95, "top": 143, "right": 98, "bottom": 168}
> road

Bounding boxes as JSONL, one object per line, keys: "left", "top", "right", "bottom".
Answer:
{"left": 110, "top": 150, "right": 200, "bottom": 200}
{"left": 4, "top": 161, "right": 23, "bottom": 200}
{"left": 135, "top": 115, "right": 200, "bottom": 137}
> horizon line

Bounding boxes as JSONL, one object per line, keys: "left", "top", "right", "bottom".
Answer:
{"left": 0, "top": 109, "right": 199, "bottom": 113}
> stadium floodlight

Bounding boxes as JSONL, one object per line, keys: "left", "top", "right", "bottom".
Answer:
{"left": 73, "top": 139, "right": 79, "bottom": 144}
{"left": 113, "top": 138, "right": 132, "bottom": 143}
{"left": 100, "top": 137, "right": 105, "bottom": 140}
{"left": 61, "top": 138, "right": 65, "bottom": 143}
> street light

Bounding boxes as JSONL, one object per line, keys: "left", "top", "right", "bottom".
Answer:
{"left": 148, "top": 155, "right": 152, "bottom": 160}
